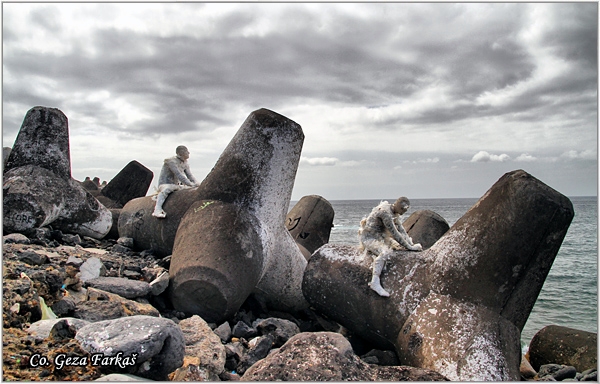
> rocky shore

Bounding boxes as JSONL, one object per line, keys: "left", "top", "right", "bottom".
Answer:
{"left": 3, "top": 106, "right": 596, "bottom": 381}
{"left": 2, "top": 231, "right": 449, "bottom": 381}
{"left": 2, "top": 231, "right": 596, "bottom": 381}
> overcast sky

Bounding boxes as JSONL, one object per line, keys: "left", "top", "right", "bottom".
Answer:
{"left": 3, "top": 3, "right": 597, "bottom": 200}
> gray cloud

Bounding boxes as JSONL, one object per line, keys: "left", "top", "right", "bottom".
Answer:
{"left": 2, "top": 3, "right": 596, "bottom": 198}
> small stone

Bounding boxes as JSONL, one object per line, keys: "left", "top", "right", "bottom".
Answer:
{"left": 85, "top": 277, "right": 151, "bottom": 299}
{"left": 117, "top": 237, "right": 134, "bottom": 248}
{"left": 553, "top": 366, "right": 577, "bottom": 381}
{"left": 214, "top": 322, "right": 232, "bottom": 343}
{"left": 62, "top": 234, "right": 82, "bottom": 246}
{"left": 232, "top": 321, "right": 257, "bottom": 339}
{"left": 66, "top": 255, "right": 84, "bottom": 267}
{"left": 111, "top": 244, "right": 131, "bottom": 254}
{"left": 18, "top": 251, "right": 49, "bottom": 266}
{"left": 149, "top": 271, "right": 169, "bottom": 296}
{"left": 79, "top": 257, "right": 107, "bottom": 282}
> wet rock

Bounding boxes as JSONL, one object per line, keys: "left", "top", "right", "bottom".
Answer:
{"left": 255, "top": 317, "right": 301, "bottom": 347}
{"left": 178, "top": 315, "right": 226, "bottom": 375}
{"left": 84, "top": 277, "right": 151, "bottom": 299}
{"left": 214, "top": 321, "right": 232, "bottom": 343}
{"left": 285, "top": 195, "right": 334, "bottom": 259}
{"left": 76, "top": 315, "right": 185, "bottom": 380}
{"left": 79, "top": 257, "right": 107, "bottom": 283}
{"left": 241, "top": 331, "right": 448, "bottom": 381}
{"left": 528, "top": 325, "right": 597, "bottom": 372}
{"left": 302, "top": 170, "right": 574, "bottom": 381}
{"left": 402, "top": 209, "right": 449, "bottom": 250}
{"left": 538, "top": 364, "right": 578, "bottom": 381}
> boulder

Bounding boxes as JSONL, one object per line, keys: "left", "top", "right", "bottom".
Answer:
{"left": 3, "top": 107, "right": 112, "bottom": 239}
{"left": 101, "top": 161, "right": 153, "bottom": 207}
{"left": 302, "top": 170, "right": 574, "bottom": 381}
{"left": 241, "top": 331, "right": 448, "bottom": 381}
{"left": 527, "top": 325, "right": 597, "bottom": 372}
{"left": 254, "top": 317, "right": 301, "bottom": 347}
{"left": 75, "top": 315, "right": 185, "bottom": 380}
{"left": 286, "top": 195, "right": 334, "bottom": 258}
{"left": 27, "top": 317, "right": 90, "bottom": 340}
{"left": 178, "top": 315, "right": 226, "bottom": 375}
{"left": 402, "top": 209, "right": 449, "bottom": 249}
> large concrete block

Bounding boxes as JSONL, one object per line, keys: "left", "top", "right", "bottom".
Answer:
{"left": 121, "top": 109, "right": 307, "bottom": 320}
{"left": 402, "top": 210, "right": 449, "bottom": 250}
{"left": 302, "top": 170, "right": 574, "bottom": 381}
{"left": 3, "top": 107, "right": 112, "bottom": 239}
{"left": 286, "top": 195, "right": 335, "bottom": 259}
{"left": 101, "top": 160, "right": 153, "bottom": 207}
{"left": 4, "top": 106, "right": 71, "bottom": 179}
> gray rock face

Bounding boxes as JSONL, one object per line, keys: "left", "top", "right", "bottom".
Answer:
{"left": 3, "top": 107, "right": 112, "bottom": 239}
{"left": 528, "top": 325, "right": 597, "bottom": 372}
{"left": 302, "top": 170, "right": 574, "bottom": 381}
{"left": 241, "top": 331, "right": 449, "bottom": 381}
{"left": 75, "top": 315, "right": 185, "bottom": 380}
{"left": 178, "top": 315, "right": 226, "bottom": 375}
{"left": 286, "top": 195, "right": 334, "bottom": 258}
{"left": 85, "top": 277, "right": 152, "bottom": 299}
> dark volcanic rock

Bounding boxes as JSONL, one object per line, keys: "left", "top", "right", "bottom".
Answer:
{"left": 241, "top": 331, "right": 448, "bottom": 381}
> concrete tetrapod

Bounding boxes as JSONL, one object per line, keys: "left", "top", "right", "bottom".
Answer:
{"left": 3, "top": 107, "right": 112, "bottom": 239}
{"left": 286, "top": 195, "right": 335, "bottom": 260}
{"left": 119, "top": 109, "right": 307, "bottom": 321}
{"left": 302, "top": 170, "right": 574, "bottom": 381}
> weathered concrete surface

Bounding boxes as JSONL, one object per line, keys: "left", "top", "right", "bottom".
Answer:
{"left": 4, "top": 165, "right": 112, "bottom": 238}
{"left": 101, "top": 161, "right": 153, "bottom": 207}
{"left": 3, "top": 107, "right": 112, "bottom": 239}
{"left": 302, "top": 170, "right": 574, "bottom": 381}
{"left": 402, "top": 209, "right": 449, "bottom": 250}
{"left": 286, "top": 195, "right": 334, "bottom": 259}
{"left": 122, "top": 109, "right": 307, "bottom": 320}
{"left": 527, "top": 325, "right": 597, "bottom": 372}
{"left": 4, "top": 106, "right": 71, "bottom": 179}
{"left": 169, "top": 200, "right": 264, "bottom": 322}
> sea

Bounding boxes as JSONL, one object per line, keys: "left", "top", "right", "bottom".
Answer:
{"left": 316, "top": 196, "right": 598, "bottom": 351}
